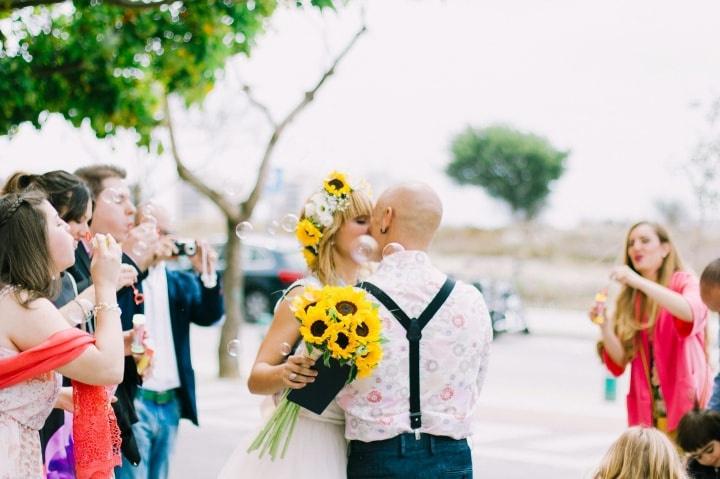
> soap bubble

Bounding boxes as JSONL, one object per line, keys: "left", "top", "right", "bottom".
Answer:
{"left": 226, "top": 339, "right": 241, "bottom": 357}
{"left": 101, "top": 188, "right": 123, "bottom": 205}
{"left": 350, "top": 235, "right": 379, "bottom": 265}
{"left": 280, "top": 214, "right": 299, "bottom": 233}
{"left": 132, "top": 241, "right": 148, "bottom": 257}
{"left": 267, "top": 220, "right": 280, "bottom": 236}
{"left": 382, "top": 242, "right": 405, "bottom": 258}
{"left": 235, "top": 222, "right": 253, "bottom": 240}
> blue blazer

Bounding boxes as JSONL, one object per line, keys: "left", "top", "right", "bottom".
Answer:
{"left": 164, "top": 269, "right": 224, "bottom": 425}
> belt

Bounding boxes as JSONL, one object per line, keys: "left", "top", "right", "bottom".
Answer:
{"left": 349, "top": 433, "right": 466, "bottom": 454}
{"left": 138, "top": 388, "right": 176, "bottom": 404}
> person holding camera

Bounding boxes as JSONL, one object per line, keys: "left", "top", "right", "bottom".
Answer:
{"left": 116, "top": 203, "right": 224, "bottom": 479}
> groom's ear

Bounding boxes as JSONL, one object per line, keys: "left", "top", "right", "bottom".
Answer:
{"left": 380, "top": 206, "right": 393, "bottom": 234}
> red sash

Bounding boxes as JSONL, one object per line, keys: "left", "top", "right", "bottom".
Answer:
{"left": 0, "top": 328, "right": 121, "bottom": 478}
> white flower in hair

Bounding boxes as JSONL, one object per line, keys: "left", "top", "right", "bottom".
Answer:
{"left": 317, "top": 212, "right": 334, "bottom": 228}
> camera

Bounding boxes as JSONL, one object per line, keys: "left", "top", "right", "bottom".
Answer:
{"left": 174, "top": 239, "right": 197, "bottom": 257}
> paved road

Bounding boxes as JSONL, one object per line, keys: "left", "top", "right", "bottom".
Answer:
{"left": 168, "top": 308, "right": 637, "bottom": 478}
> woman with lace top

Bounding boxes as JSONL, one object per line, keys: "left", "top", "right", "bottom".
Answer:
{"left": 0, "top": 191, "right": 125, "bottom": 478}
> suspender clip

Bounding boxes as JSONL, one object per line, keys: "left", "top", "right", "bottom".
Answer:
{"left": 414, "top": 429, "right": 421, "bottom": 441}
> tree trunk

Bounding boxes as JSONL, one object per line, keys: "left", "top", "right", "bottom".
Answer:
{"left": 218, "top": 217, "right": 245, "bottom": 378}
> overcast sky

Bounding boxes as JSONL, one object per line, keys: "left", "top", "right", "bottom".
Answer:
{"left": 2, "top": 0, "right": 720, "bottom": 228}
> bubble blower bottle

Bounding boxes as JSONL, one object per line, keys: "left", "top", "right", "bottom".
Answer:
{"left": 592, "top": 288, "right": 608, "bottom": 325}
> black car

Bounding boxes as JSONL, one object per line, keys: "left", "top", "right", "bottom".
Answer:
{"left": 472, "top": 279, "right": 529, "bottom": 336}
{"left": 168, "top": 235, "right": 306, "bottom": 323}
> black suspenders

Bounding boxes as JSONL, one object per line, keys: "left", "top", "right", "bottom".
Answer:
{"left": 358, "top": 278, "right": 456, "bottom": 439}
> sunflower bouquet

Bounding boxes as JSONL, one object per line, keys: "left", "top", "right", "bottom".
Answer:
{"left": 247, "top": 284, "right": 383, "bottom": 460}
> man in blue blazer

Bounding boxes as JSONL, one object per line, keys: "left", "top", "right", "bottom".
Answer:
{"left": 116, "top": 205, "right": 224, "bottom": 479}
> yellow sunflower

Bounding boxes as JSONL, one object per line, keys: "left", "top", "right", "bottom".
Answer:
{"left": 296, "top": 219, "right": 323, "bottom": 248}
{"left": 327, "top": 325, "right": 359, "bottom": 360}
{"left": 355, "top": 342, "right": 383, "bottom": 378}
{"left": 350, "top": 309, "right": 382, "bottom": 344}
{"left": 323, "top": 171, "right": 352, "bottom": 197}
{"left": 290, "top": 287, "right": 321, "bottom": 322}
{"left": 328, "top": 286, "right": 371, "bottom": 319}
{"left": 299, "top": 306, "right": 333, "bottom": 345}
{"left": 302, "top": 247, "right": 317, "bottom": 269}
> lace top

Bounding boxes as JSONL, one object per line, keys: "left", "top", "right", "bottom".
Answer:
{"left": 0, "top": 346, "right": 61, "bottom": 479}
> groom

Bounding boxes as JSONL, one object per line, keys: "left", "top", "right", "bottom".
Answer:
{"left": 337, "top": 182, "right": 492, "bottom": 479}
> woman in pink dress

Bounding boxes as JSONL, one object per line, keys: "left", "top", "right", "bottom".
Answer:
{"left": 0, "top": 191, "right": 125, "bottom": 478}
{"left": 593, "top": 221, "right": 712, "bottom": 434}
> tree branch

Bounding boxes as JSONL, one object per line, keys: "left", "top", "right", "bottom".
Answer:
{"left": 5, "top": 0, "right": 177, "bottom": 9}
{"left": 164, "top": 94, "right": 240, "bottom": 221}
{"left": 241, "top": 84, "right": 276, "bottom": 127}
{"left": 241, "top": 24, "right": 367, "bottom": 216}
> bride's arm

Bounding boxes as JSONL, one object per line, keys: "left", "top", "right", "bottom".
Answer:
{"left": 247, "top": 288, "right": 318, "bottom": 395}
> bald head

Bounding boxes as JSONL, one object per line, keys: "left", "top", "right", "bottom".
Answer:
{"left": 371, "top": 182, "right": 442, "bottom": 252}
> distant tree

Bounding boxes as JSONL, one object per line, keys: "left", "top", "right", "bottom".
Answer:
{"left": 685, "top": 98, "right": 720, "bottom": 224}
{"left": 654, "top": 198, "right": 687, "bottom": 228}
{"left": 446, "top": 124, "right": 568, "bottom": 221}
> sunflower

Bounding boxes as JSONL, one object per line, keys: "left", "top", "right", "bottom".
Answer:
{"left": 327, "top": 325, "right": 359, "bottom": 360}
{"left": 355, "top": 342, "right": 383, "bottom": 378}
{"left": 299, "top": 306, "right": 333, "bottom": 345}
{"left": 302, "top": 247, "right": 317, "bottom": 269}
{"left": 350, "top": 309, "right": 382, "bottom": 344}
{"left": 323, "top": 171, "right": 352, "bottom": 197}
{"left": 296, "top": 219, "right": 323, "bottom": 248}
{"left": 328, "top": 286, "right": 371, "bottom": 319}
{"left": 290, "top": 287, "right": 321, "bottom": 322}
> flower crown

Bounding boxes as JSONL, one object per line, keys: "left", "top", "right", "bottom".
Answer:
{"left": 296, "top": 171, "right": 368, "bottom": 268}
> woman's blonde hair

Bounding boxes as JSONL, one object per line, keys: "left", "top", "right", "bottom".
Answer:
{"left": 594, "top": 427, "right": 689, "bottom": 479}
{"left": 301, "top": 189, "right": 372, "bottom": 285}
{"left": 613, "top": 221, "right": 684, "bottom": 359}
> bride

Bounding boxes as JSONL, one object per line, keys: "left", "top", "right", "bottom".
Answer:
{"left": 219, "top": 172, "right": 373, "bottom": 478}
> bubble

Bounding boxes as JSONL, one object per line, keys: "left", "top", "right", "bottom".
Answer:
{"left": 350, "top": 235, "right": 379, "bottom": 264}
{"left": 102, "top": 188, "right": 122, "bottom": 205}
{"left": 222, "top": 181, "right": 243, "bottom": 201}
{"left": 226, "top": 339, "right": 241, "bottom": 357}
{"left": 280, "top": 342, "right": 292, "bottom": 356}
{"left": 267, "top": 220, "right": 280, "bottom": 236}
{"left": 382, "top": 242, "right": 405, "bottom": 258}
{"left": 280, "top": 214, "right": 299, "bottom": 233}
{"left": 235, "top": 221, "right": 253, "bottom": 240}
{"left": 132, "top": 241, "right": 148, "bottom": 257}
{"left": 140, "top": 203, "right": 155, "bottom": 217}
{"left": 139, "top": 217, "right": 157, "bottom": 235}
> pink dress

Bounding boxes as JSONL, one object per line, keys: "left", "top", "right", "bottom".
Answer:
{"left": 0, "top": 346, "right": 60, "bottom": 479}
{"left": 602, "top": 271, "right": 712, "bottom": 431}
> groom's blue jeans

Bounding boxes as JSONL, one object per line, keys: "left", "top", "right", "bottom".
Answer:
{"left": 347, "top": 433, "right": 473, "bottom": 479}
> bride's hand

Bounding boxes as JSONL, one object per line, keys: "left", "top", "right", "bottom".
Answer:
{"left": 281, "top": 354, "right": 318, "bottom": 389}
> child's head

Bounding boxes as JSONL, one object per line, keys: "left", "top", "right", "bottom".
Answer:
{"left": 700, "top": 258, "right": 720, "bottom": 312}
{"left": 677, "top": 408, "right": 720, "bottom": 468}
{"left": 594, "top": 426, "right": 688, "bottom": 479}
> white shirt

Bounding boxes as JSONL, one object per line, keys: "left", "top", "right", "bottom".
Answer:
{"left": 336, "top": 250, "right": 492, "bottom": 441}
{"left": 141, "top": 263, "right": 181, "bottom": 392}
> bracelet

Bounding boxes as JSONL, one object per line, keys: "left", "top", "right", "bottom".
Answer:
{"left": 94, "top": 302, "right": 121, "bottom": 315}
{"left": 73, "top": 298, "right": 94, "bottom": 324}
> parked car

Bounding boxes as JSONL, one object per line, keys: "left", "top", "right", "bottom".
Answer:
{"left": 167, "top": 235, "right": 306, "bottom": 323}
{"left": 472, "top": 279, "right": 529, "bottom": 336}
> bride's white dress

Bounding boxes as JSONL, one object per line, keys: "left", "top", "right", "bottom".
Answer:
{"left": 219, "top": 277, "right": 347, "bottom": 478}
{"left": 218, "top": 400, "right": 346, "bottom": 478}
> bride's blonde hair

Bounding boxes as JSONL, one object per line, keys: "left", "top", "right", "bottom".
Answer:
{"left": 302, "top": 189, "right": 372, "bottom": 285}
